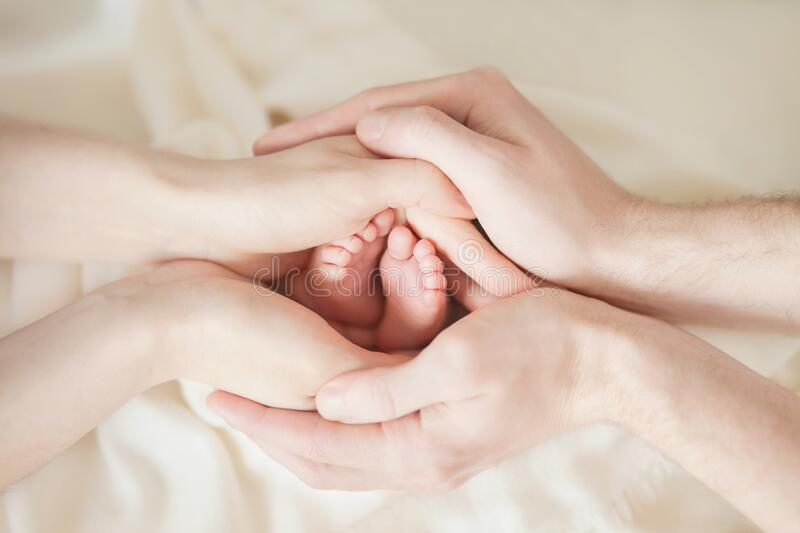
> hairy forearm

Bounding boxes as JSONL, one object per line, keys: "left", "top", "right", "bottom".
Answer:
{"left": 607, "top": 315, "right": 800, "bottom": 531}
{"left": 594, "top": 197, "right": 800, "bottom": 330}
{"left": 0, "top": 116, "right": 217, "bottom": 264}
{"left": 0, "top": 291, "right": 172, "bottom": 488}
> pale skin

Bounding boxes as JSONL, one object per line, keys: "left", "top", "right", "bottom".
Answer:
{"left": 206, "top": 68, "right": 800, "bottom": 532}
{"left": 252, "top": 67, "right": 800, "bottom": 330}
{"left": 0, "top": 115, "right": 471, "bottom": 487}
{"left": 0, "top": 116, "right": 472, "bottom": 273}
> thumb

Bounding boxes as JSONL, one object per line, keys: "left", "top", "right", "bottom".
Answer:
{"left": 356, "top": 106, "right": 506, "bottom": 201}
{"left": 315, "top": 355, "right": 446, "bottom": 423}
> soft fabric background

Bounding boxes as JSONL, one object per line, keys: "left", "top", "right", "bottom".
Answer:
{"left": 1, "top": 1, "right": 798, "bottom": 531}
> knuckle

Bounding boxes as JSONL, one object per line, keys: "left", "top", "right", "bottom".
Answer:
{"left": 335, "top": 135, "right": 374, "bottom": 158}
{"left": 437, "top": 331, "right": 473, "bottom": 359}
{"left": 353, "top": 85, "right": 390, "bottom": 111}
{"left": 351, "top": 87, "right": 377, "bottom": 109}
{"left": 407, "top": 105, "right": 441, "bottom": 141}
{"left": 367, "top": 374, "right": 400, "bottom": 419}
{"left": 485, "top": 144, "right": 526, "bottom": 184}
{"left": 455, "top": 357, "right": 483, "bottom": 393}
{"left": 466, "top": 65, "right": 510, "bottom": 88}
{"left": 411, "top": 157, "right": 443, "bottom": 185}
{"left": 438, "top": 340, "right": 482, "bottom": 391}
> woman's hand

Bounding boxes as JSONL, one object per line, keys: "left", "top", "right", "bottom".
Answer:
{"left": 0, "top": 260, "right": 404, "bottom": 488}
{"left": 112, "top": 261, "right": 405, "bottom": 409}
{"left": 178, "top": 136, "right": 473, "bottom": 273}
{"left": 0, "top": 117, "right": 471, "bottom": 274}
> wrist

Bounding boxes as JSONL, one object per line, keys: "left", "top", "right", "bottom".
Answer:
{"left": 582, "top": 196, "right": 677, "bottom": 313}
{"left": 591, "top": 306, "right": 703, "bottom": 435}
{"left": 71, "top": 289, "right": 173, "bottom": 392}
{"left": 562, "top": 293, "right": 682, "bottom": 431}
{"left": 540, "top": 292, "right": 642, "bottom": 430}
{"left": 560, "top": 297, "right": 625, "bottom": 427}
{"left": 91, "top": 271, "right": 190, "bottom": 387}
{"left": 585, "top": 193, "right": 648, "bottom": 284}
{"left": 148, "top": 151, "right": 281, "bottom": 262}
{"left": 145, "top": 150, "right": 223, "bottom": 260}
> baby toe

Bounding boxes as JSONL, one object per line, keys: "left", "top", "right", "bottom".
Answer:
{"left": 320, "top": 246, "right": 353, "bottom": 267}
{"left": 386, "top": 226, "right": 416, "bottom": 261}
{"left": 422, "top": 289, "right": 446, "bottom": 307}
{"left": 412, "top": 238, "right": 437, "bottom": 260}
{"left": 423, "top": 271, "right": 447, "bottom": 290}
{"left": 357, "top": 223, "right": 378, "bottom": 243}
{"left": 417, "top": 254, "right": 443, "bottom": 274}
{"left": 331, "top": 235, "right": 364, "bottom": 254}
{"left": 372, "top": 208, "right": 395, "bottom": 237}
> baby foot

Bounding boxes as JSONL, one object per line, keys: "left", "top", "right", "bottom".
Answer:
{"left": 291, "top": 209, "right": 394, "bottom": 327}
{"left": 376, "top": 226, "right": 448, "bottom": 352}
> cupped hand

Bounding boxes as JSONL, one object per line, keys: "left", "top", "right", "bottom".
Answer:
{"left": 180, "top": 135, "right": 472, "bottom": 275}
{"left": 101, "top": 260, "right": 406, "bottom": 410}
{"left": 252, "top": 68, "right": 634, "bottom": 289}
{"left": 201, "top": 67, "right": 632, "bottom": 490}
{"left": 206, "top": 287, "right": 618, "bottom": 490}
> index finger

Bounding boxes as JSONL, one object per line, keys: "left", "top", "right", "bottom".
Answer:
{"left": 207, "top": 391, "right": 419, "bottom": 473}
{"left": 253, "top": 71, "right": 478, "bottom": 155}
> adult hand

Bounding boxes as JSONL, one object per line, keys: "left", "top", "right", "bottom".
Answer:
{"left": 253, "top": 67, "right": 633, "bottom": 288}
{"left": 188, "top": 136, "right": 472, "bottom": 272}
{"left": 0, "top": 259, "right": 404, "bottom": 487}
{"left": 113, "top": 260, "right": 405, "bottom": 410}
{"left": 0, "top": 118, "right": 471, "bottom": 275}
{"left": 252, "top": 68, "right": 800, "bottom": 329}
{"left": 208, "top": 284, "right": 800, "bottom": 533}
{"left": 207, "top": 288, "right": 609, "bottom": 490}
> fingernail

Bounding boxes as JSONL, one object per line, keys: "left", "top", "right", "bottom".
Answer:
{"left": 316, "top": 380, "right": 349, "bottom": 421}
{"left": 357, "top": 111, "right": 390, "bottom": 143}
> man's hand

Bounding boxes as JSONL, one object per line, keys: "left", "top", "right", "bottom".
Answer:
{"left": 208, "top": 284, "right": 800, "bottom": 532}
{"left": 253, "top": 67, "right": 632, "bottom": 287}
{"left": 253, "top": 68, "right": 800, "bottom": 329}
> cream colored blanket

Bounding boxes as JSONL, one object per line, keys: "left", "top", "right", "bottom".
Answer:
{"left": 1, "top": 1, "right": 799, "bottom": 531}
